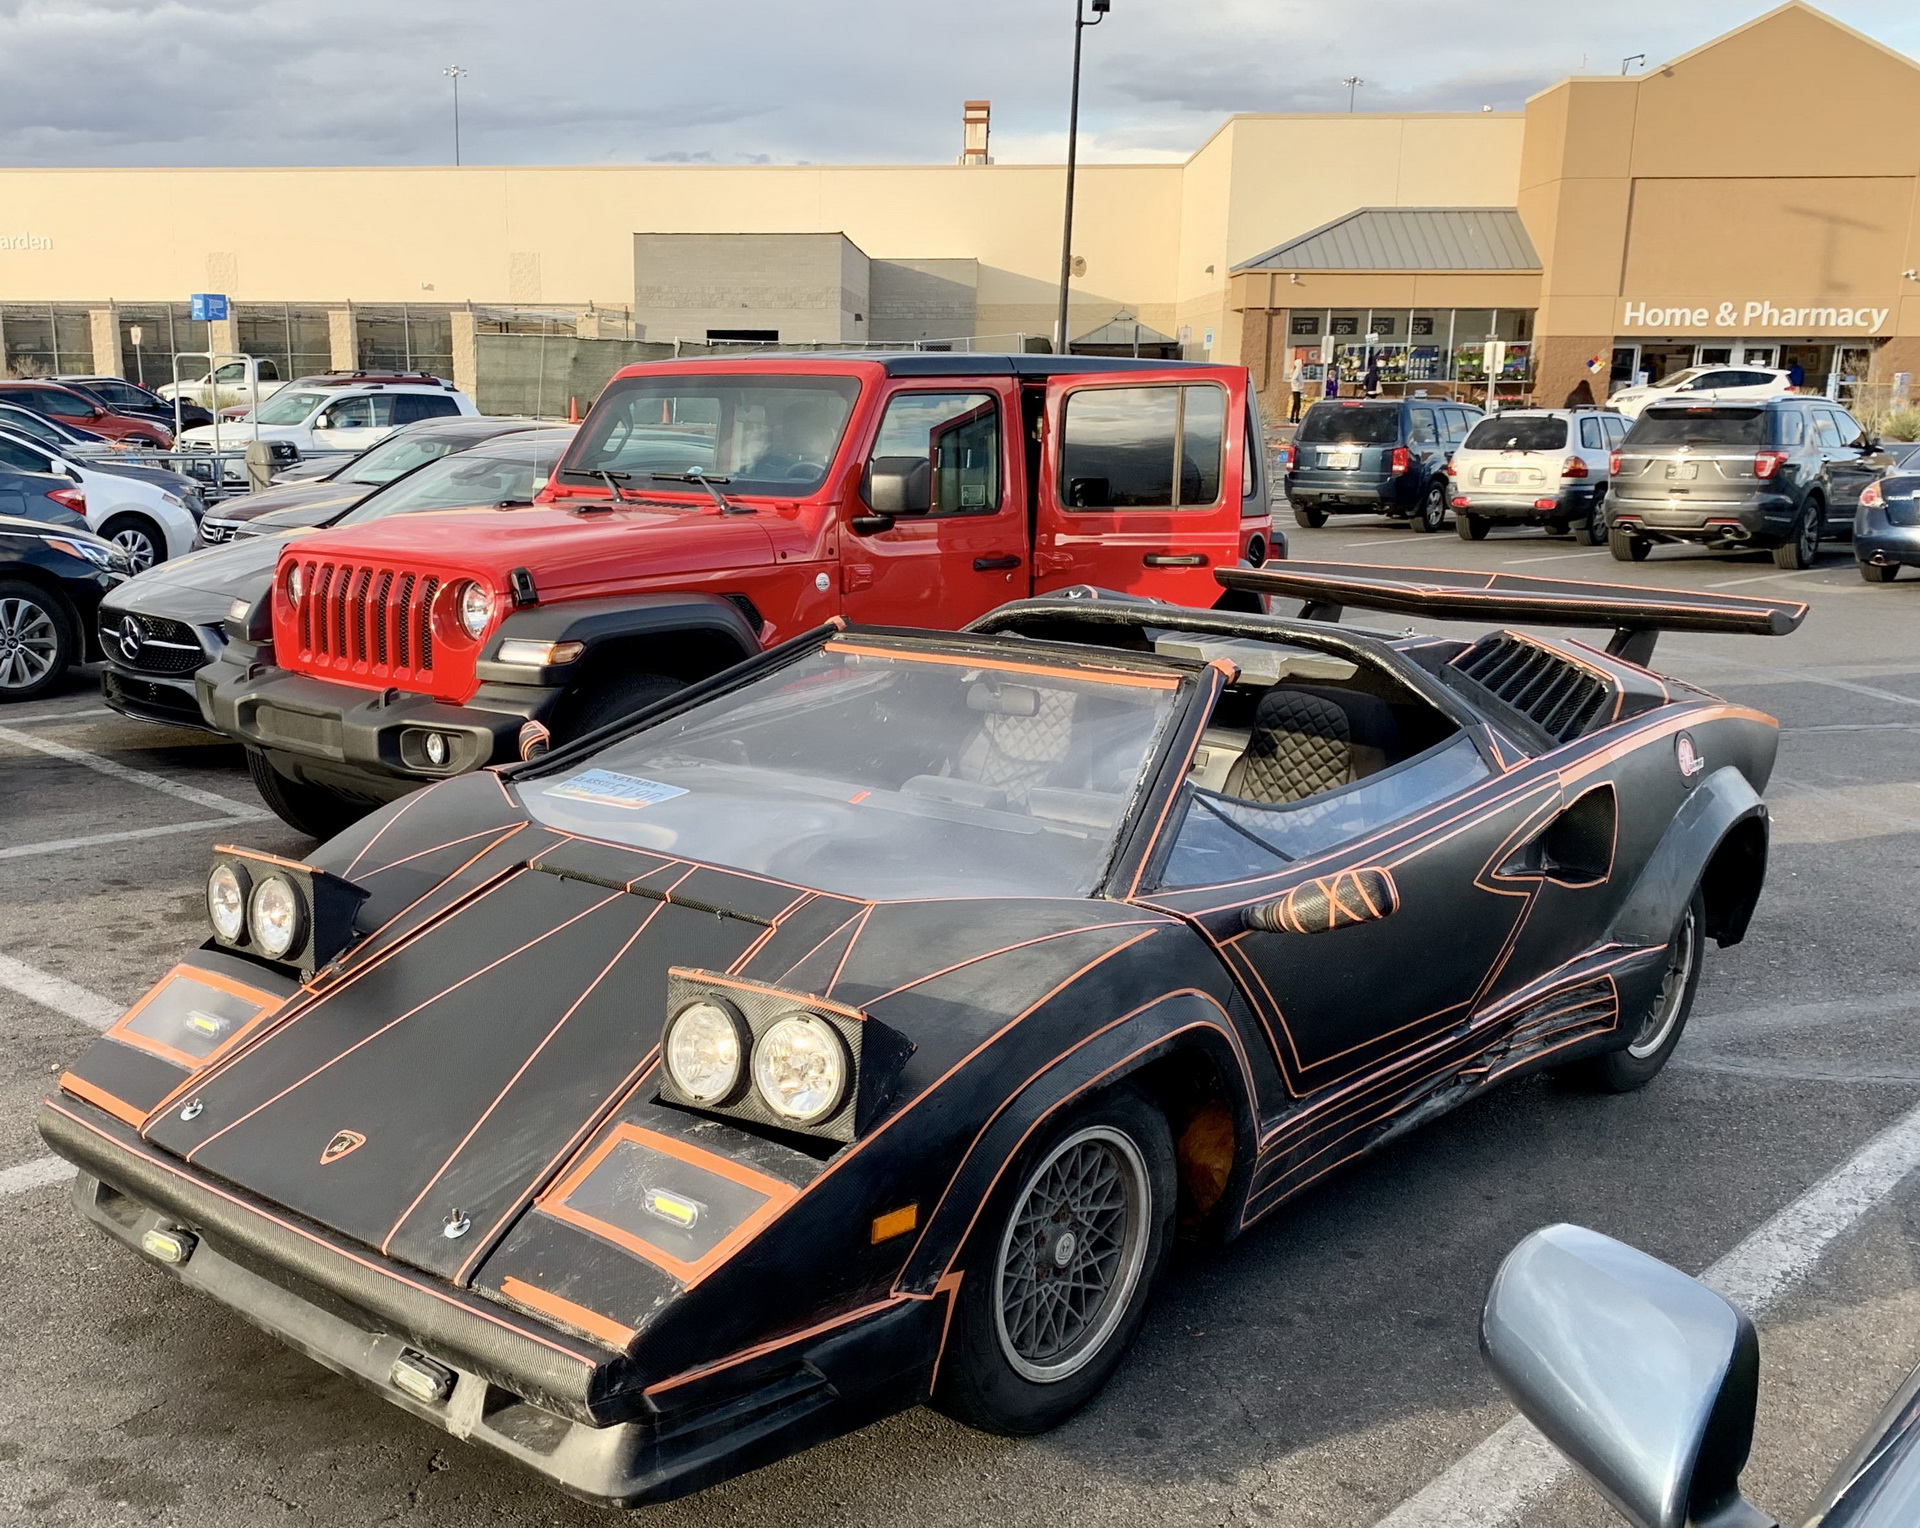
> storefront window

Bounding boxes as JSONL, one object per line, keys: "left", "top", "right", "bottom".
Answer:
{"left": 237, "top": 304, "right": 333, "bottom": 384}
{"left": 0, "top": 305, "right": 96, "bottom": 377}
{"left": 1288, "top": 311, "right": 1323, "bottom": 338}
{"left": 1328, "top": 310, "right": 1365, "bottom": 340}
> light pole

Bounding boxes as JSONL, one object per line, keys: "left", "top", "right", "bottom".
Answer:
{"left": 1343, "top": 76, "right": 1365, "bottom": 112}
{"left": 444, "top": 65, "right": 468, "bottom": 165}
{"left": 1055, "top": 0, "right": 1109, "bottom": 357}
{"left": 1621, "top": 54, "right": 1646, "bottom": 75}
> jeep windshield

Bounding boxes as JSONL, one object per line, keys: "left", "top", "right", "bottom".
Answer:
{"left": 1296, "top": 403, "right": 1399, "bottom": 445}
{"left": 561, "top": 375, "right": 860, "bottom": 496}
{"left": 517, "top": 641, "right": 1183, "bottom": 900}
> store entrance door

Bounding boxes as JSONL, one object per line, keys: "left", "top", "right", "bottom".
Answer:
{"left": 1740, "top": 345, "right": 1779, "bottom": 368}
{"left": 1639, "top": 344, "right": 1696, "bottom": 387}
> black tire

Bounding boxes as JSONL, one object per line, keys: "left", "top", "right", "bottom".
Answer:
{"left": 933, "top": 1087, "right": 1176, "bottom": 1436}
{"left": 99, "top": 513, "right": 166, "bottom": 572}
{"left": 1411, "top": 480, "right": 1448, "bottom": 533}
{"left": 1773, "top": 496, "right": 1824, "bottom": 570}
{"left": 1572, "top": 495, "right": 1606, "bottom": 546}
{"left": 1292, "top": 504, "right": 1327, "bottom": 529}
{"left": 1859, "top": 561, "right": 1900, "bottom": 583}
{"left": 245, "top": 748, "right": 373, "bottom": 841}
{"left": 0, "top": 577, "right": 75, "bottom": 702}
{"left": 1545, "top": 518, "right": 1570, "bottom": 537}
{"left": 1456, "top": 512, "right": 1490, "bottom": 541}
{"left": 553, "top": 671, "right": 685, "bottom": 743}
{"left": 1556, "top": 890, "right": 1705, "bottom": 1093}
{"left": 1609, "top": 525, "right": 1650, "bottom": 562}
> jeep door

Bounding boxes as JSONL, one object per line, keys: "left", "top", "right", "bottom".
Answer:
{"left": 838, "top": 381, "right": 1032, "bottom": 628}
{"left": 1035, "top": 371, "right": 1247, "bottom": 607}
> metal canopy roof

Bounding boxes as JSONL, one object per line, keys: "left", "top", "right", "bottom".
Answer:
{"left": 1235, "top": 208, "right": 1541, "bottom": 273}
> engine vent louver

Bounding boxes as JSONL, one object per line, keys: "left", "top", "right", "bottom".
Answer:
{"left": 1451, "top": 635, "right": 1613, "bottom": 744}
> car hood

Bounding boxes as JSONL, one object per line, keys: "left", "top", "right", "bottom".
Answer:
{"left": 282, "top": 501, "right": 778, "bottom": 595}
{"left": 102, "top": 532, "right": 297, "bottom": 623}
{"left": 213, "top": 479, "right": 361, "bottom": 523}
{"left": 180, "top": 424, "right": 302, "bottom": 446}
{"left": 87, "top": 461, "right": 195, "bottom": 494}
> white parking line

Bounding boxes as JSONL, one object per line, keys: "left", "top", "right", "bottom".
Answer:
{"left": 1373, "top": 1095, "right": 1920, "bottom": 1527}
{"left": 0, "top": 817, "right": 247, "bottom": 863}
{"left": 0, "top": 1156, "right": 75, "bottom": 1198}
{"left": 1344, "top": 535, "right": 1431, "bottom": 546}
{"left": 0, "top": 955, "right": 122, "bottom": 1030}
{"left": 0, "top": 723, "right": 268, "bottom": 820}
{"left": 1667, "top": 649, "right": 1920, "bottom": 711}
{"left": 1498, "top": 550, "right": 1610, "bottom": 566}
{"left": 1, "top": 707, "right": 113, "bottom": 725}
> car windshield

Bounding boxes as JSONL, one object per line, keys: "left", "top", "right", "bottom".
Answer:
{"left": 1628, "top": 408, "right": 1767, "bottom": 447}
{"left": 338, "top": 430, "right": 475, "bottom": 487}
{"left": 1295, "top": 403, "right": 1399, "bottom": 445}
{"left": 564, "top": 375, "right": 860, "bottom": 495}
{"left": 0, "top": 408, "right": 69, "bottom": 445}
{"left": 1655, "top": 367, "right": 1708, "bottom": 389}
{"left": 1464, "top": 415, "right": 1566, "bottom": 451}
{"left": 254, "top": 390, "right": 325, "bottom": 426}
{"left": 516, "top": 642, "right": 1184, "bottom": 900}
{"left": 339, "top": 437, "right": 568, "bottom": 525}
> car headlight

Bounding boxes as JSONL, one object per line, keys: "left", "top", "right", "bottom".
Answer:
{"left": 284, "top": 562, "right": 304, "bottom": 607}
{"left": 248, "top": 874, "right": 305, "bottom": 960}
{"left": 45, "top": 535, "right": 118, "bottom": 569}
{"left": 454, "top": 580, "right": 492, "bottom": 639}
{"left": 753, "top": 1013, "right": 851, "bottom": 1125}
{"left": 663, "top": 999, "right": 749, "bottom": 1104}
{"left": 206, "top": 861, "right": 249, "bottom": 943}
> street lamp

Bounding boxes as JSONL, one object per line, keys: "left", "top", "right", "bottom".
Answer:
{"left": 1054, "top": 0, "right": 1109, "bottom": 357}
{"left": 1621, "top": 54, "right": 1646, "bottom": 75}
{"left": 1343, "top": 76, "right": 1365, "bottom": 112}
{"left": 444, "top": 65, "right": 468, "bottom": 166}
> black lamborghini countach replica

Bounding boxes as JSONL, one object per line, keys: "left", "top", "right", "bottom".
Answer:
{"left": 41, "top": 562, "right": 1806, "bottom": 1507}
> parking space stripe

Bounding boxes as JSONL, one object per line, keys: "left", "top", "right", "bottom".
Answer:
{"left": 1667, "top": 649, "right": 1920, "bottom": 710}
{"left": 1372, "top": 1094, "right": 1920, "bottom": 1527}
{"left": 0, "top": 955, "right": 122, "bottom": 1030}
{"left": 2, "top": 707, "right": 113, "bottom": 725}
{"left": 0, "top": 723, "right": 269, "bottom": 819}
{"left": 0, "top": 817, "right": 245, "bottom": 863}
{"left": 1498, "top": 550, "right": 1609, "bottom": 566}
{"left": 0, "top": 1156, "right": 75, "bottom": 1198}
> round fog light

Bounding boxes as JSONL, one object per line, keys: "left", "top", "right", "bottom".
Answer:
{"left": 424, "top": 732, "right": 449, "bottom": 767}
{"left": 206, "top": 861, "right": 249, "bottom": 943}
{"left": 665, "top": 999, "right": 748, "bottom": 1104}
{"left": 753, "top": 1013, "right": 850, "bottom": 1125}
{"left": 248, "top": 873, "right": 305, "bottom": 960}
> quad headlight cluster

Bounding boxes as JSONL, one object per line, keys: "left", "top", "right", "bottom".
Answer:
{"left": 204, "top": 847, "right": 369, "bottom": 978}
{"left": 657, "top": 970, "right": 911, "bottom": 1143}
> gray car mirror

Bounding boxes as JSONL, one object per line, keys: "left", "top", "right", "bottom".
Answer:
{"left": 1480, "top": 1225, "right": 1774, "bottom": 1528}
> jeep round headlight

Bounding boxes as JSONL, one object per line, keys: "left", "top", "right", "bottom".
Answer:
{"left": 664, "top": 999, "right": 748, "bottom": 1105}
{"left": 454, "top": 580, "right": 492, "bottom": 639}
{"left": 284, "top": 562, "right": 304, "bottom": 607}
{"left": 248, "top": 873, "right": 305, "bottom": 960}
{"left": 206, "top": 861, "right": 249, "bottom": 943}
{"left": 752, "top": 1013, "right": 849, "bottom": 1125}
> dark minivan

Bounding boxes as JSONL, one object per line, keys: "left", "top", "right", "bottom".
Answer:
{"left": 1282, "top": 397, "right": 1483, "bottom": 532}
{"left": 1608, "top": 396, "right": 1888, "bottom": 569}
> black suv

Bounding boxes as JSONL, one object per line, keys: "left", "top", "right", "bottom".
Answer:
{"left": 1283, "top": 397, "right": 1483, "bottom": 532}
{"left": 1608, "top": 396, "right": 1889, "bottom": 568}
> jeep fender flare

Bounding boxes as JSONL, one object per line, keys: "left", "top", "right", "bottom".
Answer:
{"left": 894, "top": 990, "right": 1259, "bottom": 1296}
{"left": 1607, "top": 764, "right": 1770, "bottom": 950}
{"left": 474, "top": 593, "right": 762, "bottom": 688}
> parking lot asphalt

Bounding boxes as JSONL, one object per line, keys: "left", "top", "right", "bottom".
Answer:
{"left": 1, "top": 519, "right": 1917, "bottom": 1527}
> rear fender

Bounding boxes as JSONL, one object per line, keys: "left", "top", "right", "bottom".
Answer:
{"left": 895, "top": 991, "right": 1257, "bottom": 1295}
{"left": 1607, "top": 765, "right": 1769, "bottom": 950}
{"left": 475, "top": 594, "right": 760, "bottom": 688}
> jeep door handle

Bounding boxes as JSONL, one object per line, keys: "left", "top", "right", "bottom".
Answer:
{"left": 973, "top": 555, "right": 1021, "bottom": 571}
{"left": 1144, "top": 553, "right": 1208, "bottom": 567}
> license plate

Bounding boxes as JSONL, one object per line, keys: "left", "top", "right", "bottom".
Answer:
{"left": 1495, "top": 470, "right": 1519, "bottom": 484}
{"left": 1666, "top": 463, "right": 1698, "bottom": 481}
{"left": 1321, "top": 449, "right": 1359, "bottom": 470}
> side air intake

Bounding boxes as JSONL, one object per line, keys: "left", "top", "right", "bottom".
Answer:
{"left": 1452, "top": 635, "right": 1613, "bottom": 744}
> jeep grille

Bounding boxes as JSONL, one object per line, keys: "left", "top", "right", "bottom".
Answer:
{"left": 291, "top": 558, "right": 440, "bottom": 681}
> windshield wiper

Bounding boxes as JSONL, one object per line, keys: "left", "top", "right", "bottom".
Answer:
{"left": 555, "top": 465, "right": 632, "bottom": 503}
{"left": 652, "top": 469, "right": 754, "bottom": 514}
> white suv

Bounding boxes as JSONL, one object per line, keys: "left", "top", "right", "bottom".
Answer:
{"left": 1447, "top": 407, "right": 1627, "bottom": 543}
{"left": 175, "top": 374, "right": 479, "bottom": 481}
{"left": 1608, "top": 366, "right": 1792, "bottom": 420}
{"left": 0, "top": 425, "right": 203, "bottom": 569}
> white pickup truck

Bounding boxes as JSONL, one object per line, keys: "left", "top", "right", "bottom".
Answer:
{"left": 155, "top": 357, "right": 288, "bottom": 412}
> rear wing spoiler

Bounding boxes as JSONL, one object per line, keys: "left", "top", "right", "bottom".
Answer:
{"left": 1217, "top": 561, "right": 1807, "bottom": 665}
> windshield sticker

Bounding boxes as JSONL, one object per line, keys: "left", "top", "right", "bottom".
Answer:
{"left": 544, "top": 770, "right": 689, "bottom": 810}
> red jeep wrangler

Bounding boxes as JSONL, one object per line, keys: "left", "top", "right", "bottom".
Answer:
{"left": 200, "top": 353, "right": 1277, "bottom": 834}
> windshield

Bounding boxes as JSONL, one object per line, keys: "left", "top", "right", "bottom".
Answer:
{"left": 1296, "top": 403, "right": 1399, "bottom": 446}
{"left": 339, "top": 437, "right": 568, "bottom": 525}
{"left": 517, "top": 641, "right": 1183, "bottom": 899}
{"left": 1654, "top": 367, "right": 1707, "bottom": 389}
{"left": 1464, "top": 415, "right": 1567, "bottom": 451}
{"left": 1627, "top": 408, "right": 1767, "bottom": 447}
{"left": 254, "top": 390, "right": 325, "bottom": 426}
{"left": 565, "top": 375, "right": 860, "bottom": 495}
{"left": 0, "top": 408, "right": 67, "bottom": 445}
{"left": 339, "top": 430, "right": 472, "bottom": 486}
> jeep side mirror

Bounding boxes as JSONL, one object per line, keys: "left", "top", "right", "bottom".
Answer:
{"left": 866, "top": 456, "right": 932, "bottom": 519}
{"left": 1481, "top": 1226, "right": 1774, "bottom": 1528}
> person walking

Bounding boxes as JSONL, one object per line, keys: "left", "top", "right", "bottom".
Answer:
{"left": 1288, "top": 355, "right": 1305, "bottom": 423}
{"left": 1787, "top": 358, "right": 1806, "bottom": 391}
{"left": 1563, "top": 377, "right": 1596, "bottom": 408}
{"left": 1364, "top": 353, "right": 1382, "bottom": 398}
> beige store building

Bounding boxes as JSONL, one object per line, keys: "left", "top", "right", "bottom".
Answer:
{"left": 0, "top": 2, "right": 1912, "bottom": 415}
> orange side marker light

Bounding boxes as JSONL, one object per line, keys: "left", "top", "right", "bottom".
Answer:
{"left": 871, "top": 1204, "right": 918, "bottom": 1244}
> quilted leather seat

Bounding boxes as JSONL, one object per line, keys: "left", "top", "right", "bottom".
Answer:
{"left": 1226, "top": 685, "right": 1398, "bottom": 805}
{"left": 953, "top": 683, "right": 1081, "bottom": 804}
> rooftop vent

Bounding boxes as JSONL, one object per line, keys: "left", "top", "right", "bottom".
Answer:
{"left": 1451, "top": 634, "right": 1613, "bottom": 744}
{"left": 960, "top": 100, "right": 991, "bottom": 166}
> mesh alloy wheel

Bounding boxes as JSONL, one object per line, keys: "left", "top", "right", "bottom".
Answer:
{"left": 108, "top": 524, "right": 159, "bottom": 572}
{"left": 993, "top": 1125, "right": 1152, "bottom": 1384}
{"left": 1628, "top": 902, "right": 1701, "bottom": 1059}
{"left": 0, "top": 593, "right": 61, "bottom": 692}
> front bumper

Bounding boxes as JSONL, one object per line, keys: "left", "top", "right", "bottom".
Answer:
{"left": 1609, "top": 491, "right": 1794, "bottom": 544}
{"left": 102, "top": 665, "right": 214, "bottom": 730}
{"left": 197, "top": 648, "right": 561, "bottom": 800}
{"left": 40, "top": 1096, "right": 939, "bottom": 1507}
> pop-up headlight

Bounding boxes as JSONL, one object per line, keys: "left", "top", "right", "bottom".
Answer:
{"left": 205, "top": 846, "right": 368, "bottom": 978}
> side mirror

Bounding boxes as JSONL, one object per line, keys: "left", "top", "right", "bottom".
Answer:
{"left": 866, "top": 456, "right": 932, "bottom": 519}
{"left": 1244, "top": 867, "right": 1398, "bottom": 934}
{"left": 1481, "top": 1226, "right": 1773, "bottom": 1528}
{"left": 314, "top": 413, "right": 334, "bottom": 429}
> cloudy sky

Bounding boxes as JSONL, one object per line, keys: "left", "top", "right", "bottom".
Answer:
{"left": 0, "top": 0, "right": 1914, "bottom": 168}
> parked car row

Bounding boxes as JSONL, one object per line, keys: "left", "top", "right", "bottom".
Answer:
{"left": 176, "top": 372, "right": 477, "bottom": 483}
